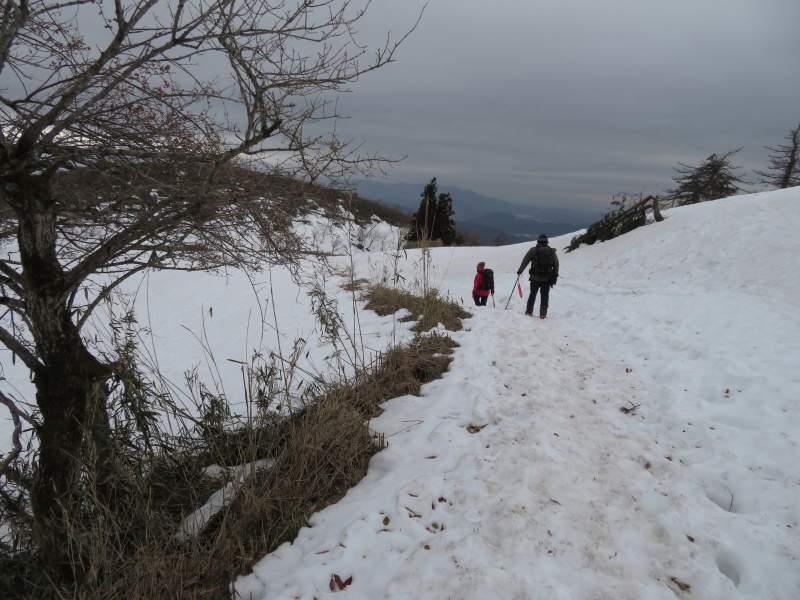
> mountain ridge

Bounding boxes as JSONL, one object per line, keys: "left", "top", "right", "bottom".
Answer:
{"left": 356, "top": 180, "right": 602, "bottom": 224}
{"left": 356, "top": 180, "right": 600, "bottom": 244}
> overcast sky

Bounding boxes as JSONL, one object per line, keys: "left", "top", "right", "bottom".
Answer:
{"left": 335, "top": 0, "right": 800, "bottom": 210}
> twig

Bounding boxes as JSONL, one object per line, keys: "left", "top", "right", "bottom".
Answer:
{"left": 0, "top": 389, "right": 36, "bottom": 479}
{"left": 620, "top": 400, "right": 641, "bottom": 414}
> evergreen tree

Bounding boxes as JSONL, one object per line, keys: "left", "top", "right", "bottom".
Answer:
{"left": 664, "top": 149, "right": 747, "bottom": 206}
{"left": 565, "top": 193, "right": 655, "bottom": 252}
{"left": 431, "top": 190, "right": 462, "bottom": 245}
{"left": 408, "top": 178, "right": 438, "bottom": 242}
{"left": 755, "top": 123, "right": 800, "bottom": 189}
{"left": 407, "top": 178, "right": 462, "bottom": 245}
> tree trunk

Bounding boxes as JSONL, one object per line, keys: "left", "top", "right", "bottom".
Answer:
{"left": 8, "top": 172, "right": 111, "bottom": 569}
{"left": 31, "top": 347, "right": 108, "bottom": 561}
{"left": 646, "top": 195, "right": 664, "bottom": 222}
{"left": 779, "top": 137, "right": 798, "bottom": 189}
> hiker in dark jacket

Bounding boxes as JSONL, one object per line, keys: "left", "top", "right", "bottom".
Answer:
{"left": 473, "top": 261, "right": 494, "bottom": 306}
{"left": 517, "top": 234, "right": 559, "bottom": 318}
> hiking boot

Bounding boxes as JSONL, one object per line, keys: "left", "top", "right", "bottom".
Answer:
{"left": 524, "top": 312, "right": 533, "bottom": 316}
{"left": 539, "top": 315, "right": 546, "bottom": 319}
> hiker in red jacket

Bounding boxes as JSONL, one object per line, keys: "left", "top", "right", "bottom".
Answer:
{"left": 473, "top": 262, "right": 494, "bottom": 306}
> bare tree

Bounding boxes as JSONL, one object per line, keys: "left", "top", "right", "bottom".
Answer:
{"left": 755, "top": 123, "right": 800, "bottom": 189}
{"left": 0, "top": 0, "right": 419, "bottom": 563}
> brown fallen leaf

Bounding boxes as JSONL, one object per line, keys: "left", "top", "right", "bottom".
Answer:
{"left": 670, "top": 577, "right": 691, "bottom": 591}
{"left": 330, "top": 574, "right": 353, "bottom": 591}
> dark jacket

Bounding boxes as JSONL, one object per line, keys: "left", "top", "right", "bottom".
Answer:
{"left": 517, "top": 242, "right": 559, "bottom": 282}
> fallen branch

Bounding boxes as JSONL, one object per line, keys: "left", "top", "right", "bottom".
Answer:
{"left": 619, "top": 400, "right": 641, "bottom": 414}
{"left": 173, "top": 459, "right": 274, "bottom": 543}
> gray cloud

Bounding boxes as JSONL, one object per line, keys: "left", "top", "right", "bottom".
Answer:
{"left": 336, "top": 0, "right": 800, "bottom": 210}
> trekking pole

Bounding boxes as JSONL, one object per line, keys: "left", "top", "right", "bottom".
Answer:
{"left": 491, "top": 293, "right": 496, "bottom": 308}
{"left": 504, "top": 275, "right": 520, "bottom": 310}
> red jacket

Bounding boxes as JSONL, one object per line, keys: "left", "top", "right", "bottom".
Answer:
{"left": 473, "top": 269, "right": 491, "bottom": 297}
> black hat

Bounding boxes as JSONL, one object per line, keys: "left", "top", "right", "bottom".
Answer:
{"left": 538, "top": 234, "right": 548, "bottom": 241}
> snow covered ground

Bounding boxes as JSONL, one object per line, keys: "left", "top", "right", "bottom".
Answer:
{"left": 0, "top": 210, "right": 410, "bottom": 425}
{"left": 233, "top": 189, "right": 800, "bottom": 599}
{"left": 2, "top": 189, "right": 799, "bottom": 598}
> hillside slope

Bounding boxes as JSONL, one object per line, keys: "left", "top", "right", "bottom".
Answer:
{"left": 235, "top": 188, "right": 800, "bottom": 600}
{"left": 2, "top": 187, "right": 797, "bottom": 599}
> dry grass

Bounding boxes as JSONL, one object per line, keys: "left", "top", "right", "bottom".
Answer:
{"left": 340, "top": 277, "right": 371, "bottom": 293}
{"left": 1, "top": 286, "right": 464, "bottom": 600}
{"left": 363, "top": 283, "right": 472, "bottom": 332}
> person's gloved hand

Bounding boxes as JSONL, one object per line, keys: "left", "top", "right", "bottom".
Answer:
{"left": 516, "top": 271, "right": 522, "bottom": 276}
{"left": 551, "top": 274, "right": 558, "bottom": 286}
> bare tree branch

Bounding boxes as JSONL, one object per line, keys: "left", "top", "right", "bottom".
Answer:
{"left": 0, "top": 0, "right": 422, "bottom": 561}
{"left": 0, "top": 323, "right": 40, "bottom": 372}
{"left": 0, "top": 388, "right": 36, "bottom": 476}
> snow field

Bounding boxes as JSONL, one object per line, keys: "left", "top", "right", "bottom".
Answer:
{"left": 235, "top": 189, "right": 799, "bottom": 599}
{"left": 235, "top": 308, "right": 752, "bottom": 599}
{"left": 1, "top": 189, "right": 798, "bottom": 598}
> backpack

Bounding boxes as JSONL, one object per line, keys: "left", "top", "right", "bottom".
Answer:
{"left": 478, "top": 268, "right": 494, "bottom": 291}
{"left": 532, "top": 247, "right": 554, "bottom": 276}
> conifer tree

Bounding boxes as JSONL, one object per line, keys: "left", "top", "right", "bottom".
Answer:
{"left": 407, "top": 178, "right": 462, "bottom": 245}
{"left": 408, "top": 179, "right": 437, "bottom": 243}
{"left": 431, "top": 190, "right": 461, "bottom": 245}
{"left": 755, "top": 124, "right": 800, "bottom": 189}
{"left": 664, "top": 149, "right": 747, "bottom": 206}
{"left": 565, "top": 193, "right": 654, "bottom": 252}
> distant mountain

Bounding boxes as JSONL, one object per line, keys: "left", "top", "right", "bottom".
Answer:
{"left": 356, "top": 180, "right": 600, "bottom": 245}
{"left": 462, "top": 211, "right": 585, "bottom": 236}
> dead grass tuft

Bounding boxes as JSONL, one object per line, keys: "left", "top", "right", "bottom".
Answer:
{"left": 340, "top": 277, "right": 371, "bottom": 293}
{"left": 363, "top": 283, "right": 471, "bottom": 332}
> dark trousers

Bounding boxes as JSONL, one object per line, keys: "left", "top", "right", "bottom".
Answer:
{"left": 526, "top": 281, "right": 550, "bottom": 316}
{"left": 473, "top": 293, "right": 488, "bottom": 306}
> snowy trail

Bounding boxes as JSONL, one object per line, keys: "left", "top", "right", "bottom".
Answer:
{"left": 235, "top": 309, "right": 742, "bottom": 599}
{"left": 376, "top": 310, "right": 706, "bottom": 600}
